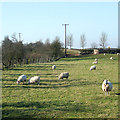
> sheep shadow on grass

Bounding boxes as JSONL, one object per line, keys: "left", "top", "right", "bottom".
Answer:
{"left": 2, "top": 82, "right": 72, "bottom": 89}
{"left": 2, "top": 77, "right": 102, "bottom": 89}
{"left": 114, "top": 93, "right": 120, "bottom": 95}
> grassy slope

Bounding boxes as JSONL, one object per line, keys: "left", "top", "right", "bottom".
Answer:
{"left": 2, "top": 54, "right": 119, "bottom": 118}
{"left": 66, "top": 49, "right": 80, "bottom": 54}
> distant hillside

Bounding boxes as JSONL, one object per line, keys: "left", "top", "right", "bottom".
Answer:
{"left": 62, "top": 48, "right": 80, "bottom": 57}
{"left": 63, "top": 48, "right": 120, "bottom": 56}
{"left": 66, "top": 49, "right": 80, "bottom": 54}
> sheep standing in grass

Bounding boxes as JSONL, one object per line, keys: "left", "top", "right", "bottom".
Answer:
{"left": 58, "top": 72, "right": 69, "bottom": 80}
{"left": 17, "top": 75, "right": 27, "bottom": 84}
{"left": 90, "top": 65, "right": 96, "bottom": 71}
{"left": 28, "top": 76, "right": 40, "bottom": 85}
{"left": 95, "top": 58, "right": 98, "bottom": 62}
{"left": 110, "top": 57, "right": 113, "bottom": 60}
{"left": 52, "top": 65, "right": 56, "bottom": 70}
{"left": 93, "top": 59, "right": 98, "bottom": 64}
{"left": 102, "top": 80, "right": 113, "bottom": 95}
{"left": 93, "top": 61, "right": 98, "bottom": 64}
{"left": 104, "top": 53, "right": 106, "bottom": 55}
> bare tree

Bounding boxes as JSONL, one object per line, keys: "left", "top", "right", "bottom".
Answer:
{"left": 67, "top": 34, "right": 73, "bottom": 49}
{"left": 11, "top": 33, "right": 17, "bottom": 42}
{"left": 45, "top": 38, "right": 50, "bottom": 45}
{"left": 80, "top": 34, "right": 86, "bottom": 49}
{"left": 91, "top": 42, "right": 98, "bottom": 49}
{"left": 99, "top": 32, "right": 108, "bottom": 48}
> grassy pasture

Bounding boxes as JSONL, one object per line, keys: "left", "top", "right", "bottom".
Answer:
{"left": 2, "top": 54, "right": 119, "bottom": 119}
{"left": 66, "top": 49, "right": 80, "bottom": 54}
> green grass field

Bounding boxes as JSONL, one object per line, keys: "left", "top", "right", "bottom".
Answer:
{"left": 2, "top": 54, "right": 119, "bottom": 119}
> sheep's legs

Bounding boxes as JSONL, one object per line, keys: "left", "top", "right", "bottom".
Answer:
{"left": 38, "top": 82, "right": 40, "bottom": 85}
{"left": 105, "top": 92, "right": 108, "bottom": 95}
{"left": 105, "top": 92, "right": 111, "bottom": 95}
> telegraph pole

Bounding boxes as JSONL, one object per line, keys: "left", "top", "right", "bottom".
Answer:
{"left": 19, "top": 33, "right": 21, "bottom": 41}
{"left": 62, "top": 24, "right": 69, "bottom": 57}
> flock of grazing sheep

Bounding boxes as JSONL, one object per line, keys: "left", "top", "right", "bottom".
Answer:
{"left": 16, "top": 53, "right": 118, "bottom": 96}
{"left": 90, "top": 54, "right": 116, "bottom": 95}
{"left": 17, "top": 65, "right": 69, "bottom": 85}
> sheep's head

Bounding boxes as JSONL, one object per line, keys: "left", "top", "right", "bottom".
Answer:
{"left": 17, "top": 81, "right": 20, "bottom": 84}
{"left": 103, "top": 80, "right": 109, "bottom": 86}
{"left": 58, "top": 76, "right": 61, "bottom": 80}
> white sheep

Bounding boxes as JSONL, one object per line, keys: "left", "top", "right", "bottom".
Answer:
{"left": 93, "top": 61, "right": 98, "bottom": 64}
{"left": 102, "top": 80, "right": 113, "bottom": 95}
{"left": 17, "top": 75, "right": 27, "bottom": 84}
{"left": 104, "top": 53, "right": 106, "bottom": 55}
{"left": 110, "top": 57, "right": 113, "bottom": 60}
{"left": 93, "top": 58, "right": 98, "bottom": 64}
{"left": 28, "top": 76, "right": 40, "bottom": 85}
{"left": 117, "top": 53, "right": 120, "bottom": 55}
{"left": 58, "top": 72, "right": 69, "bottom": 80}
{"left": 95, "top": 58, "right": 98, "bottom": 62}
{"left": 52, "top": 65, "right": 56, "bottom": 70}
{"left": 90, "top": 65, "right": 96, "bottom": 71}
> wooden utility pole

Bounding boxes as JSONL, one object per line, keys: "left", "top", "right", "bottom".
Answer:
{"left": 19, "top": 33, "right": 21, "bottom": 41}
{"left": 62, "top": 24, "right": 69, "bottom": 56}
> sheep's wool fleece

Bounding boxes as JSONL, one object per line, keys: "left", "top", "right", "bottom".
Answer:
{"left": 59, "top": 72, "right": 69, "bottom": 78}
{"left": 52, "top": 65, "right": 56, "bottom": 69}
{"left": 90, "top": 65, "right": 96, "bottom": 70}
{"left": 95, "top": 59, "right": 98, "bottom": 61}
{"left": 59, "top": 72, "right": 69, "bottom": 79}
{"left": 17, "top": 75, "right": 26, "bottom": 82}
{"left": 29, "top": 76, "right": 40, "bottom": 83}
{"left": 102, "top": 80, "right": 112, "bottom": 92}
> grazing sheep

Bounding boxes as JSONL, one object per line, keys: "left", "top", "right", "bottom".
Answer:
{"left": 58, "top": 72, "right": 69, "bottom": 80}
{"left": 90, "top": 65, "right": 96, "bottom": 71}
{"left": 17, "top": 75, "right": 27, "bottom": 84}
{"left": 104, "top": 53, "right": 106, "bottom": 55}
{"left": 93, "top": 58, "right": 98, "bottom": 64}
{"left": 117, "top": 53, "right": 120, "bottom": 55}
{"left": 28, "top": 76, "right": 40, "bottom": 85}
{"left": 93, "top": 61, "right": 98, "bottom": 64}
{"left": 110, "top": 57, "right": 113, "bottom": 60}
{"left": 52, "top": 65, "right": 56, "bottom": 70}
{"left": 102, "top": 80, "right": 113, "bottom": 95}
{"left": 95, "top": 58, "right": 98, "bottom": 62}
